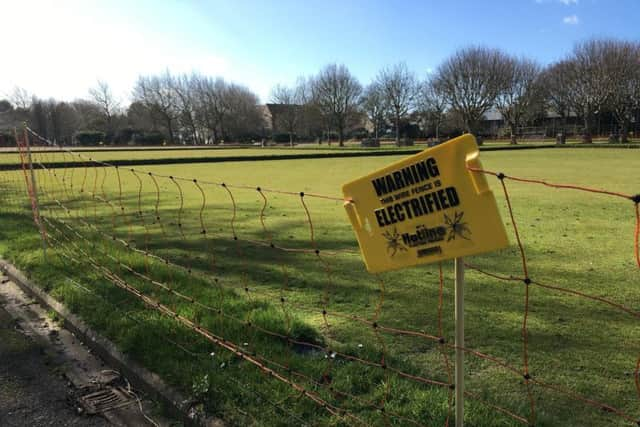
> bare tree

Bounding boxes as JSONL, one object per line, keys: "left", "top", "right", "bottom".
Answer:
{"left": 127, "top": 100, "right": 157, "bottom": 132}
{"left": 417, "top": 77, "right": 447, "bottom": 141}
{"left": 89, "top": 80, "right": 121, "bottom": 138}
{"left": 71, "top": 99, "right": 102, "bottom": 130}
{"left": 191, "top": 75, "right": 217, "bottom": 143}
{"left": 310, "top": 64, "right": 362, "bottom": 146}
{"left": 540, "top": 61, "right": 573, "bottom": 144}
{"left": 434, "top": 47, "right": 511, "bottom": 141}
{"left": 0, "top": 87, "right": 29, "bottom": 126}
{"left": 270, "top": 80, "right": 305, "bottom": 146}
{"left": 10, "top": 86, "right": 32, "bottom": 110}
{"left": 173, "top": 74, "right": 202, "bottom": 144}
{"left": 132, "top": 71, "right": 180, "bottom": 143}
{"left": 29, "top": 100, "right": 48, "bottom": 138}
{"left": 564, "top": 40, "right": 615, "bottom": 143}
{"left": 376, "top": 63, "right": 417, "bottom": 144}
{"left": 195, "top": 77, "right": 230, "bottom": 143}
{"left": 294, "top": 77, "right": 324, "bottom": 141}
{"left": 49, "top": 101, "right": 79, "bottom": 144}
{"left": 605, "top": 40, "right": 640, "bottom": 143}
{"left": 28, "top": 99, "right": 80, "bottom": 144}
{"left": 495, "top": 57, "right": 542, "bottom": 144}
{"left": 360, "top": 82, "right": 387, "bottom": 141}
{"left": 187, "top": 75, "right": 263, "bottom": 144}
{"left": 223, "top": 82, "right": 264, "bottom": 141}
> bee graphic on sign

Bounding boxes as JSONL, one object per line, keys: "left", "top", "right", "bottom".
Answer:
{"left": 382, "top": 227, "right": 407, "bottom": 257}
{"left": 445, "top": 211, "right": 472, "bottom": 241}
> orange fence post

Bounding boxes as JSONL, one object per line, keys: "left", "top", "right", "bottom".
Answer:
{"left": 23, "top": 125, "right": 47, "bottom": 262}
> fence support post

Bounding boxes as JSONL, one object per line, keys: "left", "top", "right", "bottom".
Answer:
{"left": 23, "top": 128, "right": 47, "bottom": 262}
{"left": 455, "top": 257, "right": 464, "bottom": 427}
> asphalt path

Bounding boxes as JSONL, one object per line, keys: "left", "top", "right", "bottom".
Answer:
{"left": 0, "top": 291, "right": 108, "bottom": 426}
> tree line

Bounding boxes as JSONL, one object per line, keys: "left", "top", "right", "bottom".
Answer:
{"left": 1, "top": 38, "right": 639, "bottom": 146}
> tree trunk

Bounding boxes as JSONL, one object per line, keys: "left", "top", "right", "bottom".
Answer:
{"left": 374, "top": 120, "right": 379, "bottom": 141}
{"left": 106, "top": 116, "right": 113, "bottom": 141}
{"left": 510, "top": 123, "right": 517, "bottom": 145}
{"left": 582, "top": 115, "right": 592, "bottom": 144}
{"left": 190, "top": 124, "right": 198, "bottom": 145}
{"left": 289, "top": 131, "right": 294, "bottom": 147}
{"left": 338, "top": 126, "right": 344, "bottom": 147}
{"left": 464, "top": 118, "right": 482, "bottom": 145}
{"left": 464, "top": 117, "right": 472, "bottom": 135}
{"left": 219, "top": 116, "right": 226, "bottom": 143}
{"left": 555, "top": 115, "right": 565, "bottom": 144}
{"left": 395, "top": 113, "right": 400, "bottom": 145}
{"left": 166, "top": 119, "right": 175, "bottom": 144}
{"left": 621, "top": 120, "right": 629, "bottom": 143}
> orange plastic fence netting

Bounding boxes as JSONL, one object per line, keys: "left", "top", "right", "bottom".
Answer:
{"left": 0, "top": 126, "right": 637, "bottom": 426}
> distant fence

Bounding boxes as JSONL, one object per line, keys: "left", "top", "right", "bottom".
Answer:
{"left": 0, "top": 125, "right": 638, "bottom": 426}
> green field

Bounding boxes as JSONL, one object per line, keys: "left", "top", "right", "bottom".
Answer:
{"left": 0, "top": 147, "right": 368, "bottom": 165}
{"left": 1, "top": 138, "right": 635, "bottom": 166}
{"left": 0, "top": 148, "right": 637, "bottom": 426}
{"left": 0, "top": 143, "right": 456, "bottom": 165}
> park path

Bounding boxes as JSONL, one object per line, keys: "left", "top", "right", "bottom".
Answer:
{"left": 0, "top": 273, "right": 164, "bottom": 427}
{"left": 0, "top": 287, "right": 108, "bottom": 426}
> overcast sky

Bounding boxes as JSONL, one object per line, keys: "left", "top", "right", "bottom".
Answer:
{"left": 1, "top": 0, "right": 638, "bottom": 104}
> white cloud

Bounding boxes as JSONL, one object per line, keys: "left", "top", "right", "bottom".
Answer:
{"left": 559, "top": 0, "right": 578, "bottom": 4}
{"left": 563, "top": 14, "right": 580, "bottom": 24}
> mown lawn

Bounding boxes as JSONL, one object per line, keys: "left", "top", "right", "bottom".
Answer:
{"left": 2, "top": 138, "right": 636, "bottom": 166}
{"left": 0, "top": 147, "right": 368, "bottom": 165}
{"left": 0, "top": 148, "right": 637, "bottom": 426}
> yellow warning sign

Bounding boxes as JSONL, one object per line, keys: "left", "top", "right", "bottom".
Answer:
{"left": 342, "top": 134, "right": 509, "bottom": 273}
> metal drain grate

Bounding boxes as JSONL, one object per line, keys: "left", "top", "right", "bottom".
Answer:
{"left": 78, "top": 386, "right": 136, "bottom": 414}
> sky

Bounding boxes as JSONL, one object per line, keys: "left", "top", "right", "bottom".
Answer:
{"left": 1, "top": 0, "right": 638, "bottom": 104}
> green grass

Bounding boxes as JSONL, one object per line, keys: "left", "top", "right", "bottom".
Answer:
{"left": 0, "top": 147, "right": 368, "bottom": 165}
{"left": 3, "top": 138, "right": 639, "bottom": 169}
{"left": 2, "top": 137, "right": 636, "bottom": 166}
{"left": 0, "top": 148, "right": 638, "bottom": 426}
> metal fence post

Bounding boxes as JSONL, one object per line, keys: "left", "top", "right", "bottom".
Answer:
{"left": 455, "top": 257, "right": 465, "bottom": 427}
